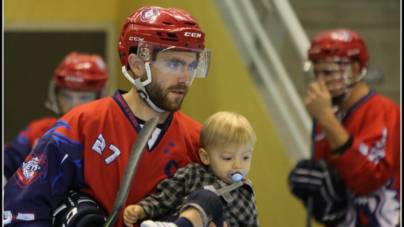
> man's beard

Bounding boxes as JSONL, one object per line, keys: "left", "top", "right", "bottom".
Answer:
{"left": 145, "top": 81, "right": 188, "bottom": 112}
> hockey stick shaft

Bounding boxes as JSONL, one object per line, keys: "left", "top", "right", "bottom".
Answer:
{"left": 103, "top": 117, "right": 159, "bottom": 227}
{"left": 306, "top": 119, "right": 317, "bottom": 227}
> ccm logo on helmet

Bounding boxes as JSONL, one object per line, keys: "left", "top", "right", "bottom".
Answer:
{"left": 184, "top": 32, "right": 201, "bottom": 38}
{"left": 129, "top": 37, "right": 144, "bottom": 41}
{"left": 65, "top": 76, "right": 84, "bottom": 82}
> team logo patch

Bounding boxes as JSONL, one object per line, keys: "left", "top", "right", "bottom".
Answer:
{"left": 140, "top": 8, "right": 158, "bottom": 22}
{"left": 15, "top": 152, "right": 48, "bottom": 188}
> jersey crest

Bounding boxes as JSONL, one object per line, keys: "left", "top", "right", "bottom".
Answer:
{"left": 15, "top": 152, "right": 48, "bottom": 188}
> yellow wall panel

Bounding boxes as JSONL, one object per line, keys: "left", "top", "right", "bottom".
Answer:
{"left": 4, "top": 0, "right": 117, "bottom": 21}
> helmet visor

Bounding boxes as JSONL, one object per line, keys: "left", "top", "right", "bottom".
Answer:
{"left": 138, "top": 41, "right": 211, "bottom": 82}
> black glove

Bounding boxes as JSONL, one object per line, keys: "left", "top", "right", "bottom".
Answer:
{"left": 53, "top": 190, "right": 106, "bottom": 227}
{"left": 288, "top": 159, "right": 348, "bottom": 225}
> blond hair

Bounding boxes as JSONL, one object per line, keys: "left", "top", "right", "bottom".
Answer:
{"left": 200, "top": 111, "right": 256, "bottom": 150}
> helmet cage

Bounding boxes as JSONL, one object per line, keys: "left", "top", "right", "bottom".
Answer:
{"left": 303, "top": 59, "right": 357, "bottom": 98}
{"left": 307, "top": 29, "right": 369, "bottom": 80}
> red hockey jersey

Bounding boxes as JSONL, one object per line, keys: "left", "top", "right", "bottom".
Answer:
{"left": 314, "top": 91, "right": 400, "bottom": 227}
{"left": 4, "top": 90, "right": 202, "bottom": 227}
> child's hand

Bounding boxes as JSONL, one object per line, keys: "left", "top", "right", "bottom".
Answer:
{"left": 123, "top": 205, "right": 146, "bottom": 227}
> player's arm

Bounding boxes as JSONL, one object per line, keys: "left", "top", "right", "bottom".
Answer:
{"left": 315, "top": 109, "right": 350, "bottom": 150}
{"left": 3, "top": 122, "right": 85, "bottom": 226}
{"left": 329, "top": 109, "right": 399, "bottom": 196}
{"left": 306, "top": 81, "right": 399, "bottom": 195}
{"left": 305, "top": 81, "right": 350, "bottom": 150}
{"left": 4, "top": 127, "right": 34, "bottom": 180}
{"left": 137, "top": 164, "right": 191, "bottom": 220}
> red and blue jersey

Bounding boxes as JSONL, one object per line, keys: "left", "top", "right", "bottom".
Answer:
{"left": 314, "top": 91, "right": 400, "bottom": 227}
{"left": 4, "top": 117, "right": 58, "bottom": 180}
{"left": 4, "top": 90, "right": 202, "bottom": 227}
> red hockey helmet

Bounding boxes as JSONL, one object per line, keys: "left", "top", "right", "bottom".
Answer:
{"left": 118, "top": 6, "right": 206, "bottom": 69}
{"left": 117, "top": 6, "right": 210, "bottom": 113}
{"left": 46, "top": 52, "right": 109, "bottom": 115}
{"left": 304, "top": 29, "right": 369, "bottom": 99}
{"left": 53, "top": 52, "right": 108, "bottom": 91}
{"left": 308, "top": 28, "right": 369, "bottom": 70}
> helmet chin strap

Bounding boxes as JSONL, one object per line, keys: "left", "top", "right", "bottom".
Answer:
{"left": 347, "top": 67, "right": 368, "bottom": 88}
{"left": 121, "top": 64, "right": 166, "bottom": 113}
{"left": 357, "top": 67, "right": 367, "bottom": 82}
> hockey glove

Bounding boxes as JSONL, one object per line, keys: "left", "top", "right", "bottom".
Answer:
{"left": 288, "top": 159, "right": 348, "bottom": 225}
{"left": 53, "top": 190, "right": 106, "bottom": 227}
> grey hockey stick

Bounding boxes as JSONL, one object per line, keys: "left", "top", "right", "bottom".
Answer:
{"left": 103, "top": 116, "right": 159, "bottom": 227}
{"left": 306, "top": 119, "right": 316, "bottom": 227}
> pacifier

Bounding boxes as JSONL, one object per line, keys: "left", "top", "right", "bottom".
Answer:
{"left": 227, "top": 170, "right": 246, "bottom": 182}
{"left": 231, "top": 173, "right": 243, "bottom": 182}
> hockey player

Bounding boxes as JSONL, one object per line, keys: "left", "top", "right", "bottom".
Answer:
{"left": 123, "top": 111, "right": 258, "bottom": 227}
{"left": 4, "top": 6, "right": 211, "bottom": 227}
{"left": 288, "top": 28, "right": 400, "bottom": 226}
{"left": 3, "top": 51, "right": 109, "bottom": 181}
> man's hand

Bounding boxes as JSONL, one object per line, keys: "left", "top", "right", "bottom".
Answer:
{"left": 123, "top": 205, "right": 147, "bottom": 227}
{"left": 288, "top": 159, "right": 348, "bottom": 225}
{"left": 305, "top": 81, "right": 333, "bottom": 120}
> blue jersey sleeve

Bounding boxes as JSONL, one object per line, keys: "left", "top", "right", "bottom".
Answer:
{"left": 3, "top": 121, "right": 85, "bottom": 226}
{"left": 4, "top": 128, "right": 33, "bottom": 180}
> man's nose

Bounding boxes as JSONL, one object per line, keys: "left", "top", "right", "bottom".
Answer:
{"left": 178, "top": 69, "right": 192, "bottom": 86}
{"left": 71, "top": 98, "right": 87, "bottom": 108}
{"left": 316, "top": 73, "right": 327, "bottom": 81}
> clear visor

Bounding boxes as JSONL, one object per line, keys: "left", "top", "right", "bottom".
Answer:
{"left": 303, "top": 59, "right": 353, "bottom": 97}
{"left": 137, "top": 41, "right": 211, "bottom": 81}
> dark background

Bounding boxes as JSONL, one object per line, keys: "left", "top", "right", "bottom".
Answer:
{"left": 4, "top": 31, "right": 106, "bottom": 143}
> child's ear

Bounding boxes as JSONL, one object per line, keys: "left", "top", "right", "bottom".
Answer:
{"left": 198, "top": 148, "right": 210, "bottom": 165}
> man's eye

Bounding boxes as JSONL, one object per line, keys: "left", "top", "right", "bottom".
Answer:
{"left": 314, "top": 70, "right": 334, "bottom": 77}
{"left": 80, "top": 96, "right": 94, "bottom": 102}
{"left": 167, "top": 60, "right": 185, "bottom": 69}
{"left": 62, "top": 94, "right": 73, "bottom": 101}
{"left": 169, "top": 62, "right": 181, "bottom": 68}
{"left": 189, "top": 62, "right": 198, "bottom": 70}
{"left": 323, "top": 70, "right": 333, "bottom": 75}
